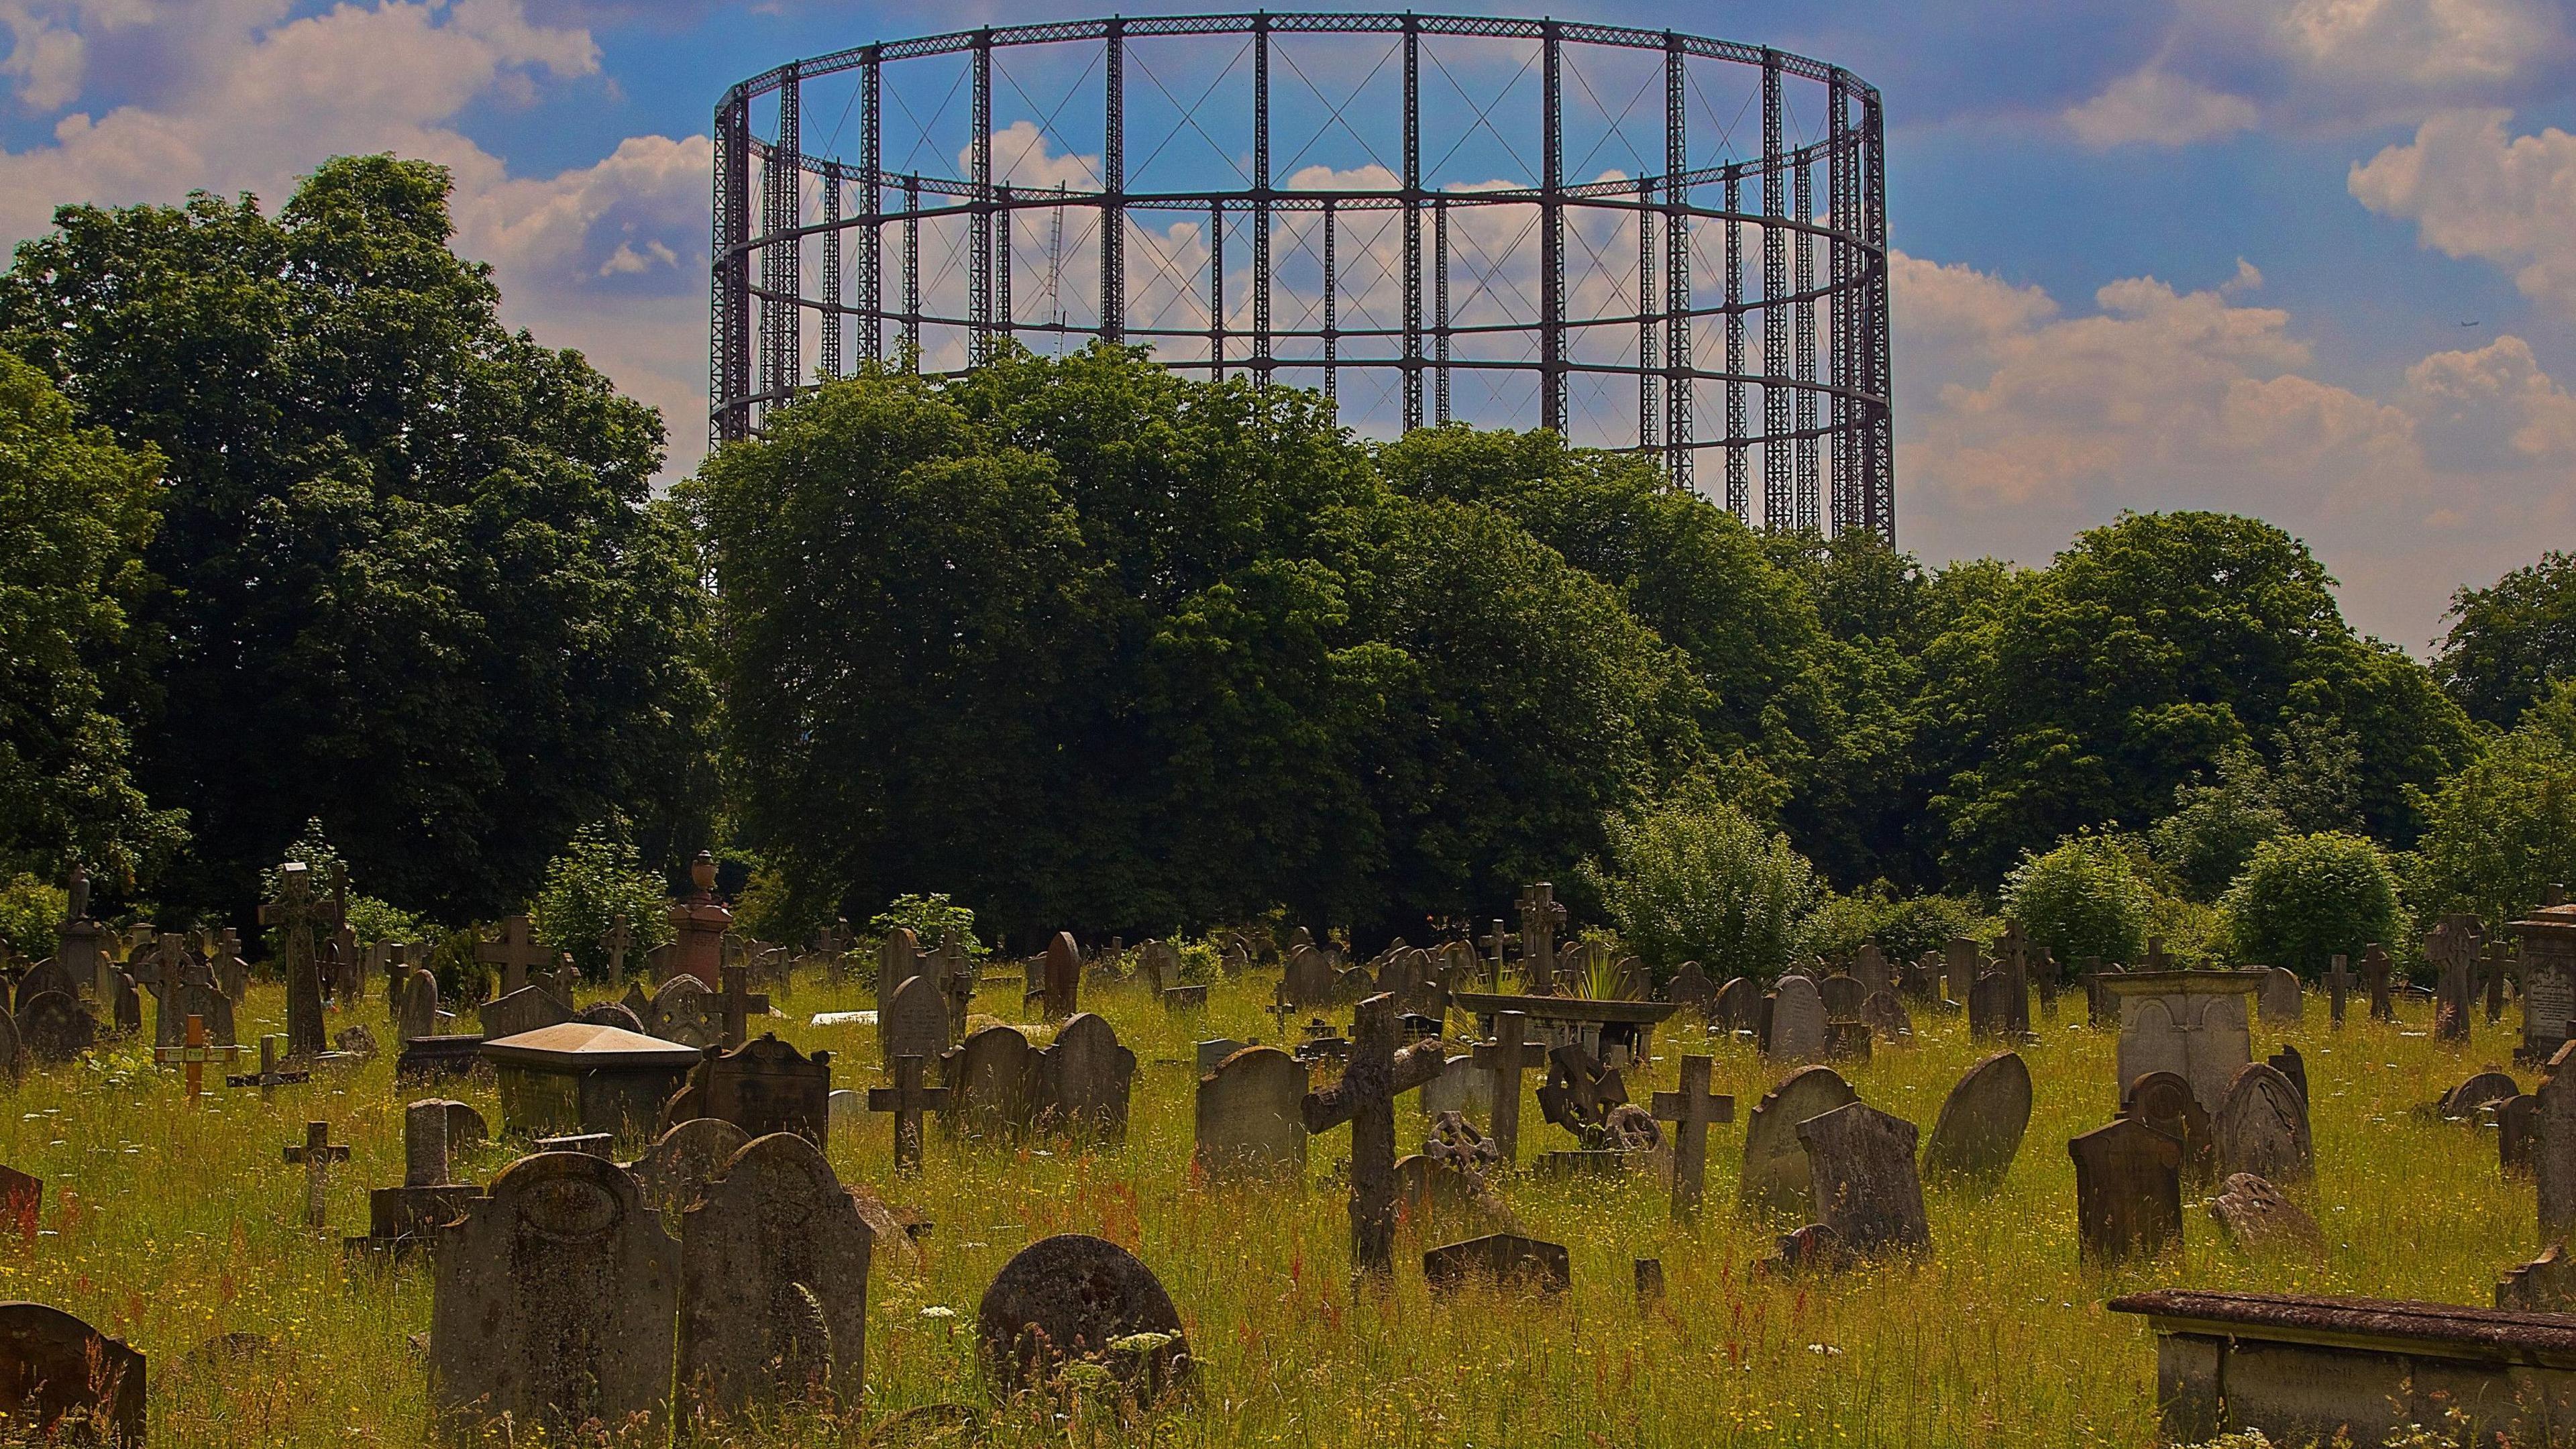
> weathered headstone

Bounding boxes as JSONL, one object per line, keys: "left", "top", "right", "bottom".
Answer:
{"left": 478, "top": 985, "right": 572, "bottom": 1043}
{"left": 1422, "top": 1232, "right": 1572, "bottom": 1297}
{"left": 261, "top": 860, "right": 331, "bottom": 1058}
{"left": 1796, "top": 1102, "right": 1929, "bottom": 1258}
{"left": 1712, "top": 977, "right": 1760, "bottom": 1034}
{"left": 2498, "top": 1240, "right": 2576, "bottom": 1311}
{"left": 0, "top": 1303, "right": 145, "bottom": 1445}
{"left": 1515, "top": 883, "right": 1566, "bottom": 994}
{"left": 1649, "top": 1055, "right": 1733, "bottom": 1219}
{"left": 1663, "top": 962, "right": 1715, "bottom": 1016}
{"left": 15, "top": 991, "right": 93, "bottom": 1063}
{"left": 650, "top": 976, "right": 720, "bottom": 1050}
{"left": 1035, "top": 1012, "right": 1136, "bottom": 1142}
{"left": 2440, "top": 1069, "right": 2520, "bottom": 1122}
{"left": 944, "top": 1026, "right": 1038, "bottom": 1140}
{"left": 2538, "top": 1040, "right": 2576, "bottom": 1232}
{"left": 1819, "top": 972, "right": 1866, "bottom": 1022}
{"left": 1922, "top": 1050, "right": 2032, "bottom": 1188}
{"left": 2326, "top": 954, "right": 2353, "bottom": 1028}
{"left": 2213, "top": 1061, "right": 2313, "bottom": 1183}
{"left": 977, "top": 1235, "right": 1189, "bottom": 1401}
{"left": 1860, "top": 989, "right": 1912, "bottom": 1043}
{"left": 429, "top": 1149, "right": 680, "bottom": 1436}
{"left": 2429, "top": 913, "right": 2485, "bottom": 1041}
{"left": 2069, "top": 1116, "right": 2183, "bottom": 1264}
{"left": 2121, "top": 1069, "right": 2216, "bottom": 1184}
{"left": 477, "top": 915, "right": 547, "bottom": 998}
{"left": 868, "top": 1055, "right": 947, "bottom": 1173}
{"left": 2209, "top": 1171, "right": 2323, "bottom": 1256}
{"left": 282, "top": 1120, "right": 350, "bottom": 1230}
{"left": 677, "top": 1132, "right": 871, "bottom": 1414}
{"left": 883, "top": 973, "right": 949, "bottom": 1067}
{"left": 2514, "top": 902, "right": 2576, "bottom": 1065}
{"left": 1738, "top": 1065, "right": 1860, "bottom": 1220}
{"left": 1765, "top": 974, "right": 1827, "bottom": 1061}
{"left": 1193, "top": 1046, "right": 1307, "bottom": 1178}
{"left": 694, "top": 1034, "right": 831, "bottom": 1143}
{"left": 1303, "top": 994, "right": 1448, "bottom": 1276}
{"left": 629, "top": 1118, "right": 753, "bottom": 1222}
{"left": 2362, "top": 943, "right": 2395, "bottom": 1022}
{"left": 398, "top": 969, "right": 439, "bottom": 1043}
{"left": 1968, "top": 971, "right": 2017, "bottom": 1040}
{"left": 1040, "top": 931, "right": 1080, "bottom": 1021}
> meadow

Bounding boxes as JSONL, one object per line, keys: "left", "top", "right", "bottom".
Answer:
{"left": 0, "top": 966, "right": 2532, "bottom": 1448}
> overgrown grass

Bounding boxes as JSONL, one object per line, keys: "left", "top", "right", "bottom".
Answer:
{"left": 0, "top": 971, "right": 2529, "bottom": 1446}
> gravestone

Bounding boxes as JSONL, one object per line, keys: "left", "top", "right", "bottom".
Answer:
{"left": 2503, "top": 1092, "right": 2540, "bottom": 1177}
{"left": 1194, "top": 1037, "right": 1250, "bottom": 1074}
{"left": 1303, "top": 994, "right": 1448, "bottom": 1275}
{"left": 1796, "top": 1102, "right": 1930, "bottom": 1258}
{"left": 0, "top": 1303, "right": 145, "bottom": 1445}
{"left": 883, "top": 974, "right": 949, "bottom": 1066}
{"left": 678, "top": 1132, "right": 871, "bottom": 1414}
{"left": 1663, "top": 963, "right": 1715, "bottom": 1016}
{"left": 1922, "top": 1050, "right": 2032, "bottom": 1187}
{"left": 1516, "top": 883, "right": 1566, "bottom": 994}
{"left": 1040, "top": 932, "right": 1081, "bottom": 1021}
{"left": 2108, "top": 972, "right": 2261, "bottom": 1113}
{"left": 2122, "top": 1070, "right": 2216, "bottom": 1184}
{"left": 2361, "top": 943, "right": 2395, "bottom": 1022}
{"left": 875, "top": 928, "right": 920, "bottom": 1042}
{"left": 2214, "top": 1061, "right": 2313, "bottom": 1183}
{"left": 1193, "top": 1046, "right": 1306, "bottom": 1177}
{"left": 2440, "top": 1069, "right": 2520, "bottom": 1122}
{"left": 478, "top": 985, "right": 572, "bottom": 1043}
{"left": 1469, "top": 1011, "right": 1544, "bottom": 1165}
{"left": 651, "top": 977, "right": 720, "bottom": 1050}
{"left": 1417, "top": 1056, "right": 1491, "bottom": 1119}
{"left": 945, "top": 1025, "right": 1039, "bottom": 1140}
{"left": 1819, "top": 973, "right": 1865, "bottom": 1022}
{"left": 2538, "top": 1041, "right": 2576, "bottom": 1232}
{"left": 1422, "top": 1232, "right": 1572, "bottom": 1297}
{"left": 1860, "top": 989, "right": 1913, "bottom": 1042}
{"left": 1765, "top": 975, "right": 1827, "bottom": 1061}
{"left": 1283, "top": 946, "right": 1334, "bottom": 1008}
{"left": 2209, "top": 1171, "right": 2323, "bottom": 1256}
{"left": 867, "top": 1056, "right": 947, "bottom": 1173}
{"left": 1712, "top": 977, "right": 1760, "bottom": 1034}
{"left": 343, "top": 1099, "right": 478, "bottom": 1263}
{"left": 1035, "top": 1013, "right": 1136, "bottom": 1142}
{"left": 398, "top": 969, "right": 439, "bottom": 1042}
{"left": 695, "top": 1034, "right": 831, "bottom": 1144}
{"left": 1649, "top": 1055, "right": 1733, "bottom": 1219}
{"left": 2430, "top": 914, "right": 2485, "bottom": 1040}
{"left": 2069, "top": 1116, "right": 2183, "bottom": 1264}
{"left": 1739, "top": 1065, "right": 1860, "bottom": 1219}
{"left": 2267, "top": 1043, "right": 2308, "bottom": 1110}
{"left": 1943, "top": 937, "right": 1980, "bottom": 1004}
{"left": 16, "top": 992, "right": 93, "bottom": 1063}
{"left": 574, "top": 1000, "right": 645, "bottom": 1034}
{"left": 2513, "top": 901, "right": 2576, "bottom": 1065}
{"left": 978, "top": 1235, "right": 1189, "bottom": 1401}
{"left": 1967, "top": 971, "right": 2017, "bottom": 1040}
{"left": 2254, "top": 966, "right": 2301, "bottom": 1024}
{"left": 261, "top": 860, "right": 331, "bottom": 1058}
{"left": 429, "top": 1150, "right": 680, "bottom": 1436}
{"left": 476, "top": 915, "right": 547, "bottom": 998}
{"left": 1855, "top": 945, "right": 1891, "bottom": 997}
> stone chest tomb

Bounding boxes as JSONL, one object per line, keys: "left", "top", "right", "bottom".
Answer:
{"left": 482, "top": 1022, "right": 704, "bottom": 1142}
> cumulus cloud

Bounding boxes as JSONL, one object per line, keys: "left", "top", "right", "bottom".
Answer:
{"left": 2349, "top": 109, "right": 2576, "bottom": 319}
{"left": 2065, "top": 68, "right": 2259, "bottom": 148}
{"left": 1894, "top": 250, "right": 2576, "bottom": 645}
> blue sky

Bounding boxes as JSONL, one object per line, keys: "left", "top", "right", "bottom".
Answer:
{"left": 2, "top": 0, "right": 2572, "bottom": 648}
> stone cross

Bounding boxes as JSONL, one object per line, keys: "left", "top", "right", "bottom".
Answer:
{"left": 867, "top": 1055, "right": 949, "bottom": 1173}
{"left": 719, "top": 964, "right": 769, "bottom": 1048}
{"left": 601, "top": 915, "right": 633, "bottom": 980}
{"left": 2362, "top": 944, "right": 2394, "bottom": 1022}
{"left": 1301, "top": 994, "right": 1448, "bottom": 1277}
{"left": 1470, "top": 1010, "right": 1546, "bottom": 1165}
{"left": 1650, "top": 1054, "right": 1735, "bottom": 1220}
{"left": 477, "top": 914, "right": 548, "bottom": 996}
{"left": 2145, "top": 936, "right": 2170, "bottom": 971}
{"left": 1516, "top": 885, "right": 1565, "bottom": 994}
{"left": 260, "top": 861, "right": 329, "bottom": 1057}
{"left": 1479, "top": 919, "right": 1510, "bottom": 984}
{"left": 2326, "top": 955, "right": 2353, "bottom": 1028}
{"left": 152, "top": 1013, "right": 238, "bottom": 1106}
{"left": 282, "top": 1120, "right": 350, "bottom": 1229}
{"left": 2428, "top": 915, "right": 2485, "bottom": 1040}
{"left": 811, "top": 919, "right": 851, "bottom": 959}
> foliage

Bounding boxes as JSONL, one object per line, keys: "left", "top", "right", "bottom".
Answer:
{"left": 2405, "top": 682, "right": 2576, "bottom": 932}
{"left": 2223, "top": 831, "right": 2405, "bottom": 979}
{"left": 868, "top": 893, "right": 987, "bottom": 958}
{"left": 1802, "top": 887, "right": 1994, "bottom": 967}
{"left": 0, "top": 156, "right": 716, "bottom": 925}
{"left": 0, "top": 873, "right": 67, "bottom": 959}
{"left": 341, "top": 896, "right": 421, "bottom": 949}
{"left": 531, "top": 824, "right": 673, "bottom": 979}
{"left": 1582, "top": 792, "right": 1819, "bottom": 981}
{"left": 0, "top": 352, "right": 184, "bottom": 883}
{"left": 2438, "top": 549, "right": 2576, "bottom": 728}
{"left": 2149, "top": 747, "right": 2291, "bottom": 902}
{"left": 2000, "top": 835, "right": 2153, "bottom": 967}
{"left": 2143, "top": 890, "right": 2232, "bottom": 967}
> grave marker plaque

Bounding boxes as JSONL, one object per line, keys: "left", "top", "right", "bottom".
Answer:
{"left": 2513, "top": 902, "right": 2576, "bottom": 1065}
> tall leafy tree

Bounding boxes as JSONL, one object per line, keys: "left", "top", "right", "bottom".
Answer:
{"left": 0, "top": 157, "right": 713, "bottom": 922}
{"left": 2437, "top": 551, "right": 2576, "bottom": 729}
{"left": 0, "top": 352, "right": 182, "bottom": 882}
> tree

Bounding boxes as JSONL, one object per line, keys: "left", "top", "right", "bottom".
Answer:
{"left": 2223, "top": 831, "right": 2403, "bottom": 978}
{"left": 2149, "top": 747, "right": 2290, "bottom": 902}
{"left": 2001, "top": 835, "right": 2153, "bottom": 966}
{"left": 2407, "top": 683, "right": 2576, "bottom": 932}
{"left": 0, "top": 352, "right": 182, "bottom": 883}
{"left": 2438, "top": 551, "right": 2576, "bottom": 728}
{"left": 0, "top": 157, "right": 714, "bottom": 924}
{"left": 1582, "top": 792, "right": 1819, "bottom": 981}
{"left": 533, "top": 824, "right": 672, "bottom": 979}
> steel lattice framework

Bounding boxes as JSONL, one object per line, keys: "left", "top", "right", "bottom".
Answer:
{"left": 710, "top": 13, "right": 1893, "bottom": 541}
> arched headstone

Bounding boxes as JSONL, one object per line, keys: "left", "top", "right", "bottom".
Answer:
{"left": 1921, "top": 1051, "right": 2032, "bottom": 1187}
{"left": 977, "top": 1235, "right": 1187, "bottom": 1401}
{"left": 1739, "top": 1065, "right": 1859, "bottom": 1219}
{"left": 678, "top": 1133, "right": 871, "bottom": 1414}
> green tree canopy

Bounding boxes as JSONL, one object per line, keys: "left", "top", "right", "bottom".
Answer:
{"left": 2438, "top": 551, "right": 2576, "bottom": 729}
{"left": 2407, "top": 683, "right": 2576, "bottom": 932}
{"left": 2224, "top": 831, "right": 2404, "bottom": 979}
{"left": 0, "top": 156, "right": 713, "bottom": 923}
{"left": 0, "top": 352, "right": 180, "bottom": 883}
{"left": 2002, "top": 835, "right": 2154, "bottom": 967}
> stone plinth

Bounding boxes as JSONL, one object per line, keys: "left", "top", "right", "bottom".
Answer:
{"left": 2513, "top": 903, "right": 2576, "bottom": 1065}
{"left": 484, "top": 1023, "right": 703, "bottom": 1142}
{"left": 2103, "top": 971, "right": 2266, "bottom": 1114}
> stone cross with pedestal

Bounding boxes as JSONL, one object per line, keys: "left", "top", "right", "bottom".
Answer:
{"left": 1650, "top": 1055, "right": 1734, "bottom": 1220}
{"left": 261, "top": 861, "right": 331, "bottom": 1058}
{"left": 1516, "top": 885, "right": 1566, "bottom": 994}
{"left": 867, "top": 1055, "right": 949, "bottom": 1172}
{"left": 1303, "top": 994, "right": 1448, "bottom": 1278}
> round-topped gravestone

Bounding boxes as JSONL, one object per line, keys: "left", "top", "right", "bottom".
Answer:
{"left": 628, "top": 1117, "right": 752, "bottom": 1221}
{"left": 1737, "top": 1065, "right": 1859, "bottom": 1219}
{"left": 574, "top": 1000, "right": 647, "bottom": 1034}
{"left": 2214, "top": 1061, "right": 2313, "bottom": 1183}
{"left": 2122, "top": 1070, "right": 2214, "bottom": 1183}
{"left": 1712, "top": 977, "right": 1760, "bottom": 1034}
{"left": 2439, "top": 1069, "right": 2520, "bottom": 1122}
{"left": 977, "top": 1234, "right": 1190, "bottom": 1400}
{"left": 15, "top": 991, "right": 93, "bottom": 1063}
{"left": 1921, "top": 1050, "right": 2032, "bottom": 1188}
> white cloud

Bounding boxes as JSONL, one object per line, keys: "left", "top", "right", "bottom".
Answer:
{"left": 1895, "top": 252, "right": 2576, "bottom": 646}
{"left": 2349, "top": 109, "right": 2576, "bottom": 319}
{"left": 2065, "top": 68, "right": 2259, "bottom": 148}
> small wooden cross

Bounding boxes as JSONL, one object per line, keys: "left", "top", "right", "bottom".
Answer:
{"left": 867, "top": 1055, "right": 949, "bottom": 1172}
{"left": 476, "top": 914, "right": 547, "bottom": 996}
{"left": 1301, "top": 994, "right": 1448, "bottom": 1279}
{"left": 2326, "top": 954, "right": 2353, "bottom": 1028}
{"left": 282, "top": 1121, "right": 350, "bottom": 1230}
{"left": 152, "top": 1014, "right": 240, "bottom": 1106}
{"left": 1470, "top": 1010, "right": 1546, "bottom": 1166}
{"left": 601, "top": 914, "right": 634, "bottom": 979}
{"left": 1650, "top": 1054, "right": 1735, "bottom": 1220}
{"left": 720, "top": 964, "right": 769, "bottom": 1047}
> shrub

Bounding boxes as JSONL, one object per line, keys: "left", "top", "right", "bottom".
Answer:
{"left": 2406, "top": 682, "right": 2576, "bottom": 931}
{"left": 0, "top": 874, "right": 67, "bottom": 959}
{"left": 1582, "top": 796, "right": 1819, "bottom": 981}
{"left": 2223, "top": 831, "right": 2404, "bottom": 979}
{"left": 869, "top": 893, "right": 987, "bottom": 957}
{"left": 533, "top": 824, "right": 674, "bottom": 979}
{"left": 1802, "top": 887, "right": 1994, "bottom": 967}
{"left": 2149, "top": 747, "right": 2290, "bottom": 902}
{"left": 2002, "top": 835, "right": 2153, "bottom": 967}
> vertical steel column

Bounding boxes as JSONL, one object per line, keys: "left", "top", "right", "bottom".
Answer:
{"left": 971, "top": 33, "right": 993, "bottom": 364}
{"left": 902, "top": 173, "right": 921, "bottom": 370}
{"left": 1322, "top": 197, "right": 1338, "bottom": 406}
{"left": 710, "top": 86, "right": 752, "bottom": 446}
{"left": 761, "top": 64, "right": 803, "bottom": 413}
{"left": 1861, "top": 89, "right": 1894, "bottom": 543}
{"left": 1102, "top": 18, "right": 1126, "bottom": 343}
{"left": 1663, "top": 34, "right": 1692, "bottom": 488}
{"left": 1724, "top": 170, "right": 1746, "bottom": 520}
{"left": 1401, "top": 17, "right": 1423, "bottom": 431}
{"left": 859, "top": 50, "right": 882, "bottom": 365}
{"left": 996, "top": 183, "right": 1013, "bottom": 354}
{"left": 1540, "top": 21, "right": 1565, "bottom": 434}
{"left": 1794, "top": 156, "right": 1818, "bottom": 531}
{"left": 1252, "top": 16, "right": 1271, "bottom": 387}
{"left": 1639, "top": 178, "right": 1658, "bottom": 455}
{"left": 1208, "top": 199, "right": 1225, "bottom": 381}
{"left": 1827, "top": 74, "right": 1851, "bottom": 535}
{"left": 1760, "top": 52, "right": 1788, "bottom": 531}
{"left": 820, "top": 162, "right": 843, "bottom": 381}
{"left": 1434, "top": 195, "right": 1451, "bottom": 424}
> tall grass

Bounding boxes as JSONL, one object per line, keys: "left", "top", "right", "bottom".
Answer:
{"left": 0, "top": 972, "right": 2528, "bottom": 1446}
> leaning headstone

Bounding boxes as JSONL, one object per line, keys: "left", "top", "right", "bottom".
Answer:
{"left": 2213, "top": 1061, "right": 2314, "bottom": 1183}
{"left": 1921, "top": 1051, "right": 2032, "bottom": 1188}
{"left": 1712, "top": 977, "right": 1760, "bottom": 1034}
{"left": 2121, "top": 1070, "right": 2216, "bottom": 1184}
{"left": 1040, "top": 932, "right": 1081, "bottom": 1021}
{"left": 882, "top": 974, "right": 950, "bottom": 1067}
{"left": 1738, "top": 1065, "right": 1860, "bottom": 1219}
{"left": 478, "top": 985, "right": 572, "bottom": 1043}
{"left": 2256, "top": 966, "right": 2302, "bottom": 1024}
{"left": 2209, "top": 1171, "right": 2324, "bottom": 1256}
{"left": 631, "top": 1118, "right": 755, "bottom": 1222}
{"left": 2267, "top": 1043, "right": 2308, "bottom": 1110}
{"left": 1796, "top": 1102, "right": 1929, "bottom": 1258}
{"left": 429, "top": 1150, "right": 680, "bottom": 1436}
{"left": 2440, "top": 1069, "right": 2521, "bottom": 1122}
{"left": 398, "top": 969, "right": 439, "bottom": 1043}
{"left": 0, "top": 1303, "right": 145, "bottom": 1445}
{"left": 2069, "top": 1116, "right": 2183, "bottom": 1264}
{"left": 15, "top": 991, "right": 94, "bottom": 1064}
{"left": 1764, "top": 975, "right": 1827, "bottom": 1061}
{"left": 1421, "top": 1232, "right": 1572, "bottom": 1296}
{"left": 678, "top": 1132, "right": 871, "bottom": 1415}
{"left": 1192, "top": 1046, "right": 1307, "bottom": 1178}
{"left": 977, "top": 1235, "right": 1189, "bottom": 1401}
{"left": 1035, "top": 1012, "right": 1136, "bottom": 1142}
{"left": 945, "top": 1025, "right": 1039, "bottom": 1140}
